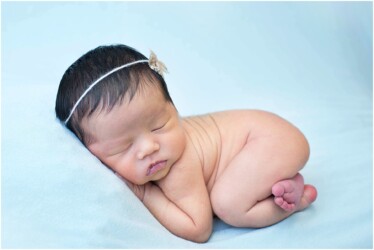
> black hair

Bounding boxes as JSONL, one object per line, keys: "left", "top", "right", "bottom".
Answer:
{"left": 55, "top": 44, "right": 173, "bottom": 145}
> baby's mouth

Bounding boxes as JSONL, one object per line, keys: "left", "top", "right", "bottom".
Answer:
{"left": 146, "top": 160, "right": 167, "bottom": 176}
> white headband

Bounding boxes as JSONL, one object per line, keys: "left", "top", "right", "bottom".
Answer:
{"left": 64, "top": 51, "right": 167, "bottom": 125}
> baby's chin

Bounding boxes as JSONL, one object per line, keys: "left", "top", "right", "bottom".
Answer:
{"left": 151, "top": 165, "right": 172, "bottom": 182}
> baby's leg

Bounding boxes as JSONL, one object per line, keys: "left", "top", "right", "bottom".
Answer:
{"left": 210, "top": 130, "right": 317, "bottom": 228}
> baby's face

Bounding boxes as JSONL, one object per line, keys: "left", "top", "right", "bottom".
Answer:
{"left": 83, "top": 86, "right": 186, "bottom": 185}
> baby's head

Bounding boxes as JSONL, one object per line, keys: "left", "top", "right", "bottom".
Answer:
{"left": 55, "top": 44, "right": 173, "bottom": 146}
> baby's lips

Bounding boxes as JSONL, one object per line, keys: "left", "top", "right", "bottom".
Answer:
{"left": 146, "top": 160, "right": 167, "bottom": 176}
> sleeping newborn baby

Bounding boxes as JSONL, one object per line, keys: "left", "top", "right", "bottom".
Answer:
{"left": 55, "top": 44, "right": 317, "bottom": 243}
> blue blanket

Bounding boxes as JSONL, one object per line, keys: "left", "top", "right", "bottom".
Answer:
{"left": 2, "top": 2, "right": 372, "bottom": 248}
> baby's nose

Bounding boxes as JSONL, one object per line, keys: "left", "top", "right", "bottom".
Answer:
{"left": 137, "top": 140, "right": 160, "bottom": 160}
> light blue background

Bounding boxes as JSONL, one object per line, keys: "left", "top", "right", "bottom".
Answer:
{"left": 2, "top": 1, "right": 372, "bottom": 248}
{"left": 3, "top": 1, "right": 371, "bottom": 115}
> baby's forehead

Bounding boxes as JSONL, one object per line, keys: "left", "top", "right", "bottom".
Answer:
{"left": 85, "top": 85, "right": 168, "bottom": 130}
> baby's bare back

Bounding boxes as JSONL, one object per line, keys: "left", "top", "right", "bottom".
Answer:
{"left": 181, "top": 109, "right": 308, "bottom": 194}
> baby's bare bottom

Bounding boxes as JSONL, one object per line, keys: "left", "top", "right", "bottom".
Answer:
{"left": 210, "top": 128, "right": 317, "bottom": 228}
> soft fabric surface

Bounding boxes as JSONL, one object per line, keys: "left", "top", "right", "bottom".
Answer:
{"left": 2, "top": 2, "right": 372, "bottom": 248}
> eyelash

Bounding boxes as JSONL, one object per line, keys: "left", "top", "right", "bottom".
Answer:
{"left": 152, "top": 123, "right": 166, "bottom": 132}
{"left": 111, "top": 143, "right": 132, "bottom": 156}
{"left": 124, "top": 143, "right": 133, "bottom": 151}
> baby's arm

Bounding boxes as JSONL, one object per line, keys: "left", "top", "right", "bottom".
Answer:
{"left": 126, "top": 172, "right": 212, "bottom": 243}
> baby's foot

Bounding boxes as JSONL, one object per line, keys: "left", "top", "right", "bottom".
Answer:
{"left": 272, "top": 173, "right": 317, "bottom": 212}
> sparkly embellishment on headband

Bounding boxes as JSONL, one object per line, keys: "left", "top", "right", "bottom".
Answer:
{"left": 149, "top": 50, "right": 168, "bottom": 77}
{"left": 64, "top": 50, "right": 167, "bottom": 125}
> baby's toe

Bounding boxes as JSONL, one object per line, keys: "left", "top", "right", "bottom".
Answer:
{"left": 272, "top": 183, "right": 285, "bottom": 197}
{"left": 274, "top": 197, "right": 284, "bottom": 207}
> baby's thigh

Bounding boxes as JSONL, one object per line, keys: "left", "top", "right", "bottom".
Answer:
{"left": 210, "top": 130, "right": 309, "bottom": 217}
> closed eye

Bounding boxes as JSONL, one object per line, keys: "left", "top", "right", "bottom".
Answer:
{"left": 108, "top": 143, "right": 132, "bottom": 157}
{"left": 152, "top": 123, "right": 166, "bottom": 132}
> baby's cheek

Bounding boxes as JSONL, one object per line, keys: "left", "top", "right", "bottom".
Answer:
{"left": 108, "top": 155, "right": 131, "bottom": 175}
{"left": 173, "top": 129, "right": 186, "bottom": 153}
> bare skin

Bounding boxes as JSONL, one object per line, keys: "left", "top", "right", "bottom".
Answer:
{"left": 83, "top": 86, "right": 317, "bottom": 243}
{"left": 183, "top": 111, "right": 317, "bottom": 228}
